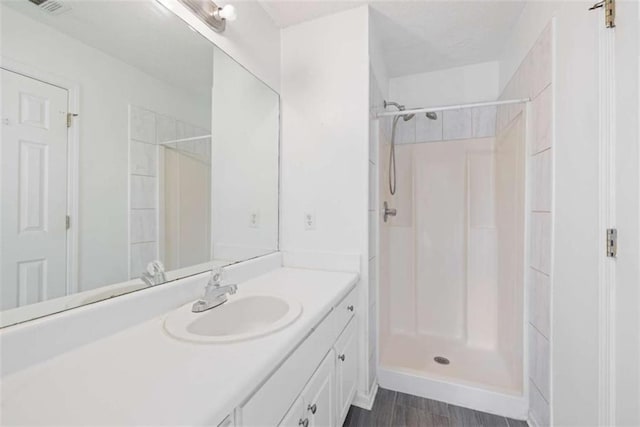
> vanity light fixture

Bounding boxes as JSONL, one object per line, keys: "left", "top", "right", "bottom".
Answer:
{"left": 177, "top": 0, "right": 236, "bottom": 33}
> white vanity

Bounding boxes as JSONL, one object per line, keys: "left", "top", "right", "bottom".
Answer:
{"left": 0, "top": 266, "right": 359, "bottom": 426}
{"left": 234, "top": 276, "right": 358, "bottom": 427}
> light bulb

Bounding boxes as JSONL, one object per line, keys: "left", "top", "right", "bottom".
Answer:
{"left": 218, "top": 4, "right": 237, "bottom": 21}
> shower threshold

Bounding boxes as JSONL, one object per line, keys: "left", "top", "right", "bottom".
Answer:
{"left": 378, "top": 333, "right": 526, "bottom": 419}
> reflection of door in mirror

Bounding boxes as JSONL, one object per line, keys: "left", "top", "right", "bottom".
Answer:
{"left": 1, "top": 69, "right": 70, "bottom": 310}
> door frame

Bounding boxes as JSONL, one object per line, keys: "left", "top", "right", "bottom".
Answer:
{"left": 0, "top": 56, "right": 80, "bottom": 296}
{"left": 595, "top": 2, "right": 640, "bottom": 424}
{"left": 595, "top": 6, "right": 616, "bottom": 425}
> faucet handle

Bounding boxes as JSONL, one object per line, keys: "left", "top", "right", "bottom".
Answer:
{"left": 146, "top": 260, "right": 165, "bottom": 275}
{"left": 142, "top": 260, "right": 167, "bottom": 287}
{"left": 208, "top": 266, "right": 223, "bottom": 287}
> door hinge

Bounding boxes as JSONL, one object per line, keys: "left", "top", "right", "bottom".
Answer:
{"left": 66, "top": 215, "right": 71, "bottom": 230}
{"left": 66, "top": 113, "right": 78, "bottom": 128}
{"left": 606, "top": 228, "right": 617, "bottom": 257}
{"left": 589, "top": 0, "right": 615, "bottom": 28}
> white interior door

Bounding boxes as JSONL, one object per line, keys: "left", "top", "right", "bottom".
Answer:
{"left": 1, "top": 68, "right": 69, "bottom": 310}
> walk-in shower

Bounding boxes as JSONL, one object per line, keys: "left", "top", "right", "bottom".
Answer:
{"left": 376, "top": 100, "right": 528, "bottom": 416}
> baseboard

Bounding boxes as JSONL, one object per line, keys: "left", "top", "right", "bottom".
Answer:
{"left": 378, "top": 367, "right": 528, "bottom": 420}
{"left": 352, "top": 382, "right": 379, "bottom": 410}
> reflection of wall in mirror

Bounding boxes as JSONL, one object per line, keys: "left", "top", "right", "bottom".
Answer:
{"left": 211, "top": 49, "right": 279, "bottom": 263}
{"left": 128, "top": 106, "right": 212, "bottom": 277}
{"left": 0, "top": 5, "right": 211, "bottom": 292}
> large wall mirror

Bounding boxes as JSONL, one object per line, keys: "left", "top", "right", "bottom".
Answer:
{"left": 0, "top": 0, "right": 279, "bottom": 327}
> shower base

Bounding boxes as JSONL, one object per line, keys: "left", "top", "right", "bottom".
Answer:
{"left": 378, "top": 333, "right": 527, "bottom": 419}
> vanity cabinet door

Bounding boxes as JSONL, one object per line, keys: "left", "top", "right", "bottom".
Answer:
{"left": 279, "top": 396, "right": 304, "bottom": 427}
{"left": 334, "top": 318, "right": 357, "bottom": 425}
{"left": 302, "top": 350, "right": 335, "bottom": 427}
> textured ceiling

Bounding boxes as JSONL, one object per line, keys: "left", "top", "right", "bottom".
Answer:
{"left": 259, "top": 0, "right": 526, "bottom": 77}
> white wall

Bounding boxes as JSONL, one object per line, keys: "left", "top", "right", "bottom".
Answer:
{"left": 1, "top": 5, "right": 211, "bottom": 291}
{"left": 551, "top": 7, "right": 601, "bottom": 424}
{"left": 159, "top": 0, "right": 281, "bottom": 93}
{"left": 280, "top": 5, "right": 371, "bottom": 395}
{"left": 369, "top": 17, "right": 390, "bottom": 104}
{"left": 212, "top": 48, "right": 279, "bottom": 262}
{"left": 368, "top": 14, "right": 389, "bottom": 391}
{"left": 280, "top": 7, "right": 369, "bottom": 256}
{"left": 389, "top": 61, "right": 500, "bottom": 108}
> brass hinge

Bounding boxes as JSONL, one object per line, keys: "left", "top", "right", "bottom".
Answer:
{"left": 66, "top": 113, "right": 78, "bottom": 128}
{"left": 606, "top": 228, "right": 617, "bottom": 257}
{"left": 590, "top": 0, "right": 616, "bottom": 28}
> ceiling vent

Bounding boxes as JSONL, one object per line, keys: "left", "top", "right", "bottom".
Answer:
{"left": 28, "top": 0, "right": 71, "bottom": 16}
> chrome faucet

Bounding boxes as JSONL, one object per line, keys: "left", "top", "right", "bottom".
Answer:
{"left": 141, "top": 260, "right": 167, "bottom": 287}
{"left": 192, "top": 267, "right": 237, "bottom": 313}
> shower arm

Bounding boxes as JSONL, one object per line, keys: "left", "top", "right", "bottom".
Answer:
{"left": 375, "top": 98, "right": 531, "bottom": 118}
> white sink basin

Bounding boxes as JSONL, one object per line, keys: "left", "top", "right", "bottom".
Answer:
{"left": 163, "top": 294, "right": 303, "bottom": 344}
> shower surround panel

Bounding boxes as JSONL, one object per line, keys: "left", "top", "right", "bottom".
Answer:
{"left": 379, "top": 130, "right": 525, "bottom": 396}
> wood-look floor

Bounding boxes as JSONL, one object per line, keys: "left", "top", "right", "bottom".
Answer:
{"left": 343, "top": 388, "right": 528, "bottom": 427}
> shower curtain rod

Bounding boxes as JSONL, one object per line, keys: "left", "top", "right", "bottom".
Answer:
{"left": 375, "top": 98, "right": 531, "bottom": 118}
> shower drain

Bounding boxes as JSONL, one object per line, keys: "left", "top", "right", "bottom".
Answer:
{"left": 434, "top": 356, "right": 450, "bottom": 365}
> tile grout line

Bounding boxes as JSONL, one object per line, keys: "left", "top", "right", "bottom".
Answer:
{"left": 530, "top": 266, "right": 551, "bottom": 277}
{"left": 531, "top": 146, "right": 552, "bottom": 157}
{"left": 528, "top": 320, "right": 550, "bottom": 341}
{"left": 529, "top": 377, "right": 550, "bottom": 404}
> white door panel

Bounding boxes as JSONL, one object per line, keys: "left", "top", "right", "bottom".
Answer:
{"left": 1, "top": 69, "right": 68, "bottom": 309}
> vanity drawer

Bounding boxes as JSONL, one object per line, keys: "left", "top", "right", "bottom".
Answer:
{"left": 333, "top": 288, "right": 356, "bottom": 336}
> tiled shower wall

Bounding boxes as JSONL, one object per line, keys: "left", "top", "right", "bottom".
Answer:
{"left": 498, "top": 23, "right": 553, "bottom": 427}
{"left": 390, "top": 104, "right": 498, "bottom": 143}
{"left": 128, "top": 105, "right": 210, "bottom": 279}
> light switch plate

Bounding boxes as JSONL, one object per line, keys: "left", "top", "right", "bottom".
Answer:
{"left": 249, "top": 211, "right": 260, "bottom": 228}
{"left": 304, "top": 212, "right": 316, "bottom": 230}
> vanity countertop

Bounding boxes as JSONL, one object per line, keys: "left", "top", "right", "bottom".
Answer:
{"left": 0, "top": 267, "right": 358, "bottom": 426}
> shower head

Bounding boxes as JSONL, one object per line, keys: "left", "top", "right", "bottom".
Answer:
{"left": 384, "top": 100, "right": 403, "bottom": 110}
{"left": 384, "top": 100, "right": 415, "bottom": 122}
{"left": 425, "top": 112, "right": 438, "bottom": 120}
